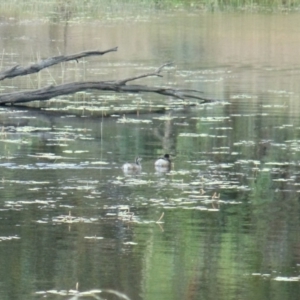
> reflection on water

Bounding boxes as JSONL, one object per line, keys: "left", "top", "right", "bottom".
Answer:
{"left": 0, "top": 11, "right": 300, "bottom": 300}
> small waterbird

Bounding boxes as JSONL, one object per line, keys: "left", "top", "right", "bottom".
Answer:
{"left": 122, "top": 157, "right": 142, "bottom": 172}
{"left": 154, "top": 154, "right": 171, "bottom": 168}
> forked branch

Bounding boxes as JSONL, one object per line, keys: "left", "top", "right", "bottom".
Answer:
{"left": 0, "top": 49, "right": 215, "bottom": 106}
{"left": 116, "top": 62, "right": 173, "bottom": 85}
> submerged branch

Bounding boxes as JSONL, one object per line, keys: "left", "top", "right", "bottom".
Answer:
{"left": 0, "top": 81, "right": 212, "bottom": 105}
{"left": 0, "top": 47, "right": 118, "bottom": 81}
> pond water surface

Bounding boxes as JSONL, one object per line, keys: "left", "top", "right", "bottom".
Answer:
{"left": 0, "top": 11, "right": 300, "bottom": 300}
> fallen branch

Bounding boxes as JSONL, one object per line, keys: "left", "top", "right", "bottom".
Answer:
{"left": 0, "top": 82, "right": 212, "bottom": 104}
{"left": 0, "top": 49, "right": 215, "bottom": 106}
{"left": 0, "top": 47, "right": 118, "bottom": 81}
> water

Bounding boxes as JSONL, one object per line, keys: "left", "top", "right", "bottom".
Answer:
{"left": 0, "top": 11, "right": 300, "bottom": 300}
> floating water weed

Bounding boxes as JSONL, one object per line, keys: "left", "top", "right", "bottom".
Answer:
{"left": 153, "top": 114, "right": 176, "bottom": 120}
{"left": 231, "top": 94, "right": 256, "bottom": 99}
{"left": 36, "top": 220, "right": 48, "bottom": 224}
{"left": 267, "top": 90, "right": 293, "bottom": 95}
{"left": 0, "top": 138, "right": 29, "bottom": 144}
{"left": 124, "top": 172, "right": 145, "bottom": 183}
{"left": 235, "top": 140, "right": 256, "bottom": 146}
{"left": 174, "top": 122, "right": 189, "bottom": 126}
{"left": 14, "top": 126, "right": 51, "bottom": 132}
{"left": 192, "top": 116, "right": 230, "bottom": 122}
{"left": 117, "top": 115, "right": 152, "bottom": 124}
{"left": 84, "top": 236, "right": 104, "bottom": 240}
{"left": 123, "top": 241, "right": 138, "bottom": 245}
{"left": 36, "top": 288, "right": 131, "bottom": 300}
{"left": 103, "top": 205, "right": 138, "bottom": 222}
{"left": 64, "top": 150, "right": 89, "bottom": 154}
{"left": 28, "top": 153, "right": 65, "bottom": 160}
{"left": 4, "top": 180, "right": 50, "bottom": 185}
{"left": 53, "top": 211, "right": 98, "bottom": 224}
{"left": 274, "top": 276, "right": 300, "bottom": 281}
{"left": 0, "top": 236, "right": 20, "bottom": 241}
{"left": 90, "top": 161, "right": 109, "bottom": 165}
{"left": 6, "top": 200, "right": 55, "bottom": 207}
{"left": 113, "top": 178, "right": 153, "bottom": 186}
{"left": 265, "top": 162, "right": 294, "bottom": 166}
{"left": 149, "top": 198, "right": 165, "bottom": 204}
{"left": 36, "top": 162, "right": 86, "bottom": 169}
{"left": 179, "top": 133, "right": 209, "bottom": 137}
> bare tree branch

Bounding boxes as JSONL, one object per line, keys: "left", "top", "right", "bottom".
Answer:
{"left": 116, "top": 62, "right": 173, "bottom": 85}
{"left": 0, "top": 47, "right": 118, "bottom": 81}
{"left": 0, "top": 50, "right": 215, "bottom": 107}
{"left": 0, "top": 80, "right": 212, "bottom": 105}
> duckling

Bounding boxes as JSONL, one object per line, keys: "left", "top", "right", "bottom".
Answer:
{"left": 155, "top": 154, "right": 171, "bottom": 168}
{"left": 122, "top": 157, "right": 142, "bottom": 173}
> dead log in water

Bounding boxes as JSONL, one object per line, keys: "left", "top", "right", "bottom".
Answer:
{"left": 0, "top": 47, "right": 118, "bottom": 81}
{"left": 0, "top": 48, "right": 214, "bottom": 106}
